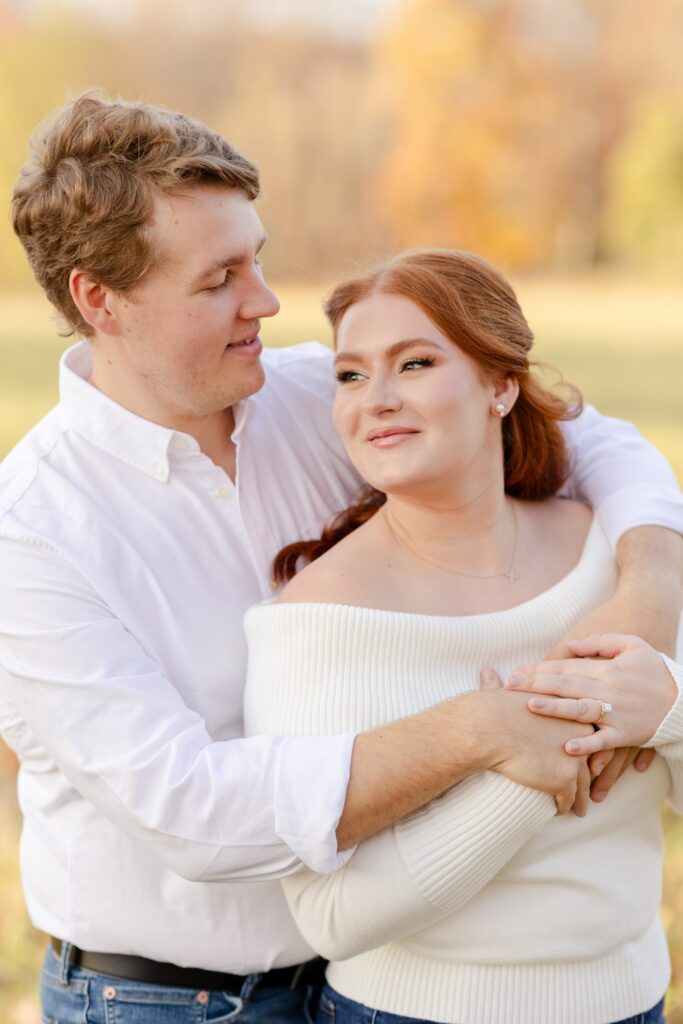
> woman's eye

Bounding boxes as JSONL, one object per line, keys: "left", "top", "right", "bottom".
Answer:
{"left": 335, "top": 370, "right": 365, "bottom": 384}
{"left": 400, "top": 356, "right": 434, "bottom": 371}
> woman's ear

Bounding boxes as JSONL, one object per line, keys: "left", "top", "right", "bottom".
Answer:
{"left": 491, "top": 376, "right": 520, "bottom": 418}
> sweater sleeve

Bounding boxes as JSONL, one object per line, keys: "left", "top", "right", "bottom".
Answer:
{"left": 282, "top": 772, "right": 554, "bottom": 961}
{"left": 243, "top": 602, "right": 556, "bottom": 961}
{"left": 644, "top": 655, "right": 683, "bottom": 814}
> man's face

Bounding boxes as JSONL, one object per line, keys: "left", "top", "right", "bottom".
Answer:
{"left": 103, "top": 185, "right": 280, "bottom": 425}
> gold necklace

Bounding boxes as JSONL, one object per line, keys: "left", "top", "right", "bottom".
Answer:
{"left": 383, "top": 501, "right": 519, "bottom": 582}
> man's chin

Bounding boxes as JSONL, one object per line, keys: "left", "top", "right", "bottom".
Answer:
{"left": 221, "top": 361, "right": 266, "bottom": 407}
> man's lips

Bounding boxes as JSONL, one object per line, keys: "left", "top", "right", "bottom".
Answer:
{"left": 225, "top": 335, "right": 262, "bottom": 355}
{"left": 366, "top": 427, "right": 419, "bottom": 448}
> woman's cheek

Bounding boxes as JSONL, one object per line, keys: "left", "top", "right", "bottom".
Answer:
{"left": 333, "top": 395, "right": 356, "bottom": 445}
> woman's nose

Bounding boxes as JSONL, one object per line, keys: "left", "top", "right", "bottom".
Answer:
{"left": 361, "top": 375, "right": 402, "bottom": 416}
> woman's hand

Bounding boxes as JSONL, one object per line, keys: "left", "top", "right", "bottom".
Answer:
{"left": 504, "top": 634, "right": 679, "bottom": 757}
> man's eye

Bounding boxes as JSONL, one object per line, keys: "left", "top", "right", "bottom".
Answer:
{"left": 206, "top": 272, "right": 233, "bottom": 292}
{"left": 400, "top": 357, "right": 434, "bottom": 371}
{"left": 335, "top": 370, "right": 365, "bottom": 384}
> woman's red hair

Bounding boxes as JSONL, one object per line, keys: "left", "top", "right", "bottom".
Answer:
{"left": 274, "top": 248, "right": 582, "bottom": 583}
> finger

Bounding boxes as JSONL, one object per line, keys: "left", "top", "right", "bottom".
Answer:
{"left": 565, "top": 633, "right": 643, "bottom": 660}
{"left": 527, "top": 695, "right": 606, "bottom": 724}
{"left": 634, "top": 748, "right": 656, "bottom": 772}
{"left": 506, "top": 665, "right": 607, "bottom": 694}
{"left": 588, "top": 749, "right": 615, "bottom": 779}
{"left": 480, "top": 667, "right": 503, "bottom": 690}
{"left": 590, "top": 748, "right": 630, "bottom": 802}
{"left": 544, "top": 641, "right": 573, "bottom": 660}
{"left": 565, "top": 727, "right": 620, "bottom": 758}
{"left": 617, "top": 747, "right": 639, "bottom": 779}
{"left": 555, "top": 780, "right": 575, "bottom": 816}
{"left": 572, "top": 762, "right": 591, "bottom": 818}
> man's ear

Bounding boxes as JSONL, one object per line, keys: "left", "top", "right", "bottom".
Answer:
{"left": 492, "top": 375, "right": 520, "bottom": 415}
{"left": 69, "top": 269, "right": 122, "bottom": 338}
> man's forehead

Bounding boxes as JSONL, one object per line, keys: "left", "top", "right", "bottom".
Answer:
{"left": 145, "top": 185, "right": 265, "bottom": 270}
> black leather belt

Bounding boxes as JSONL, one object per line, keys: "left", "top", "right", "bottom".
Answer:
{"left": 50, "top": 937, "right": 325, "bottom": 992}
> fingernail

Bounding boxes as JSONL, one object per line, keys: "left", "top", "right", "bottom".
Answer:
{"left": 529, "top": 698, "right": 547, "bottom": 709}
{"left": 506, "top": 674, "right": 524, "bottom": 688}
{"left": 592, "top": 790, "right": 606, "bottom": 802}
{"left": 567, "top": 741, "right": 581, "bottom": 753}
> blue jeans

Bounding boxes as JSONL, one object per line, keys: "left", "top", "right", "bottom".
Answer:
{"left": 316, "top": 983, "right": 666, "bottom": 1024}
{"left": 41, "top": 943, "right": 318, "bottom": 1024}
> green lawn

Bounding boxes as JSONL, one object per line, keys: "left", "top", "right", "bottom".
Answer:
{"left": 0, "top": 278, "right": 682, "bottom": 1022}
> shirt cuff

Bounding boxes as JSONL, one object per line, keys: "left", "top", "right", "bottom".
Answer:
{"left": 644, "top": 655, "right": 683, "bottom": 748}
{"left": 596, "top": 484, "right": 683, "bottom": 551}
{"left": 274, "top": 732, "right": 357, "bottom": 874}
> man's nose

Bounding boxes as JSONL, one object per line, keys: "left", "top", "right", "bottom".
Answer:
{"left": 242, "top": 277, "right": 280, "bottom": 321}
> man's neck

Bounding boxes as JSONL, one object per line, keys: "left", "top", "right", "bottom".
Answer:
{"left": 87, "top": 341, "right": 238, "bottom": 480}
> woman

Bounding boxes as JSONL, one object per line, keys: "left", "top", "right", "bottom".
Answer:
{"left": 243, "top": 250, "right": 682, "bottom": 1024}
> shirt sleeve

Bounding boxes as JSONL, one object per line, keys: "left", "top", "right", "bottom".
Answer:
{"left": 0, "top": 538, "right": 354, "bottom": 881}
{"left": 559, "top": 404, "right": 683, "bottom": 548}
{"left": 282, "top": 773, "right": 554, "bottom": 961}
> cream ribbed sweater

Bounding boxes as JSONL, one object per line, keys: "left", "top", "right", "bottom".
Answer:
{"left": 244, "top": 518, "right": 683, "bottom": 1024}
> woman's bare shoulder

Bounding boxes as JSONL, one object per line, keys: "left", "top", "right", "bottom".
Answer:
{"left": 276, "top": 521, "right": 379, "bottom": 606}
{"left": 526, "top": 497, "right": 593, "bottom": 553}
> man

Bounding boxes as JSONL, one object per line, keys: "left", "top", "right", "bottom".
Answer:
{"left": 1, "top": 93, "right": 681, "bottom": 1023}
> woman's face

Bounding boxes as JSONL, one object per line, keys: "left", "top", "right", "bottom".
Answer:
{"left": 333, "top": 292, "right": 509, "bottom": 502}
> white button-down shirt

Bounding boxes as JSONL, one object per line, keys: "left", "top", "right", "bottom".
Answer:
{"left": 0, "top": 340, "right": 681, "bottom": 972}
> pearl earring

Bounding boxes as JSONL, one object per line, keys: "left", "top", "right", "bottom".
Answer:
{"left": 495, "top": 403, "right": 506, "bottom": 417}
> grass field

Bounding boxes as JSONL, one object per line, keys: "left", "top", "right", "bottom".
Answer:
{"left": 0, "top": 278, "right": 682, "bottom": 1022}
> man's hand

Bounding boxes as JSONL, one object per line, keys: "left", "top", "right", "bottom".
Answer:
{"left": 480, "top": 669, "right": 591, "bottom": 814}
{"left": 587, "top": 746, "right": 653, "bottom": 803}
{"left": 337, "top": 680, "right": 593, "bottom": 849}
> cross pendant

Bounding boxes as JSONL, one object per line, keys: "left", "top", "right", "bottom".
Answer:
{"left": 504, "top": 568, "right": 519, "bottom": 582}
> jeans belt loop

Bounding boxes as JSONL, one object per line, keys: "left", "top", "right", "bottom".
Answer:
{"left": 58, "top": 941, "right": 74, "bottom": 986}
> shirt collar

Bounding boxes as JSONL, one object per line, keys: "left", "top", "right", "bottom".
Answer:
{"left": 230, "top": 396, "right": 252, "bottom": 441}
{"left": 59, "top": 342, "right": 188, "bottom": 482}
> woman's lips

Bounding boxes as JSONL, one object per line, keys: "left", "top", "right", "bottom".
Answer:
{"left": 367, "top": 428, "right": 419, "bottom": 448}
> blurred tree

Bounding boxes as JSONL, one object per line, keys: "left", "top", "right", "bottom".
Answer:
{"left": 0, "top": 7, "right": 105, "bottom": 287}
{"left": 373, "top": 0, "right": 683, "bottom": 271}
{"left": 604, "top": 101, "right": 683, "bottom": 270}
{"left": 0, "top": 0, "right": 385, "bottom": 289}
{"left": 2, "top": 0, "right": 683, "bottom": 287}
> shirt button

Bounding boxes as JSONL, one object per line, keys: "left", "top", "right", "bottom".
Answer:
{"left": 104, "top": 986, "right": 117, "bottom": 999}
{"left": 217, "top": 486, "right": 232, "bottom": 500}
{"left": 197, "top": 991, "right": 209, "bottom": 1005}
{"left": 153, "top": 464, "right": 165, "bottom": 480}
{"left": 171, "top": 437, "right": 189, "bottom": 451}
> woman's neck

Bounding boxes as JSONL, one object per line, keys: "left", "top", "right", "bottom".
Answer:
{"left": 381, "top": 485, "right": 517, "bottom": 580}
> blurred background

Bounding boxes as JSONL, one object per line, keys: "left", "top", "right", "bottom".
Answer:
{"left": 1, "top": 0, "right": 682, "bottom": 1020}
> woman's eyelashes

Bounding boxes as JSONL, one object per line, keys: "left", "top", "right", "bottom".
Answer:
{"left": 335, "top": 369, "right": 365, "bottom": 384}
{"left": 336, "top": 355, "right": 435, "bottom": 385}
{"left": 400, "top": 356, "right": 435, "bottom": 372}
